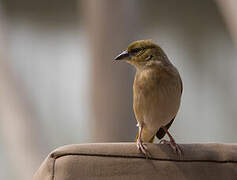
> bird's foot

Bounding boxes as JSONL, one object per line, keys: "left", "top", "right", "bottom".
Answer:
{"left": 137, "top": 140, "right": 151, "bottom": 158}
{"left": 160, "top": 139, "right": 182, "bottom": 156}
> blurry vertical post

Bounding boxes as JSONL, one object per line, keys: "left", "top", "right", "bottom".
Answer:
{"left": 0, "top": 2, "right": 41, "bottom": 180}
{"left": 82, "top": 0, "right": 140, "bottom": 142}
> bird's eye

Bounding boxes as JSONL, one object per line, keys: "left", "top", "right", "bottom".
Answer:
{"left": 130, "top": 48, "right": 143, "bottom": 54}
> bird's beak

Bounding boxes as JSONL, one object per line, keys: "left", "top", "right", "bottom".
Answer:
{"left": 114, "top": 50, "right": 131, "bottom": 61}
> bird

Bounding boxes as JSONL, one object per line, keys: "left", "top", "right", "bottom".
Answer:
{"left": 114, "top": 40, "right": 183, "bottom": 157}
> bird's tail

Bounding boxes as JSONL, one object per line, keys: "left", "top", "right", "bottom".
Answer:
{"left": 156, "top": 118, "right": 174, "bottom": 139}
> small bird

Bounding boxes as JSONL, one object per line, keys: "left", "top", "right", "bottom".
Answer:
{"left": 114, "top": 40, "right": 183, "bottom": 157}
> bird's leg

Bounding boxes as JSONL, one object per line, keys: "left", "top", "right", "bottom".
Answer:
{"left": 160, "top": 126, "right": 182, "bottom": 155}
{"left": 137, "top": 123, "right": 151, "bottom": 158}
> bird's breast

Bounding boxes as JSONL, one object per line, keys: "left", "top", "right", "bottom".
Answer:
{"left": 133, "top": 67, "right": 182, "bottom": 131}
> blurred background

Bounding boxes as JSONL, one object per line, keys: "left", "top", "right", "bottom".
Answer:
{"left": 0, "top": 0, "right": 237, "bottom": 179}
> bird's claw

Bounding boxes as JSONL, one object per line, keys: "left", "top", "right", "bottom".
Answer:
{"left": 137, "top": 140, "right": 151, "bottom": 158}
{"left": 160, "top": 139, "right": 182, "bottom": 156}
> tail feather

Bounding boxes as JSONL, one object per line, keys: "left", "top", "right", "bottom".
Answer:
{"left": 156, "top": 118, "right": 175, "bottom": 139}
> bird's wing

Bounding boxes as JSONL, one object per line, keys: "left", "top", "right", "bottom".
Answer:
{"left": 156, "top": 74, "right": 182, "bottom": 140}
{"left": 179, "top": 75, "right": 183, "bottom": 94}
{"left": 156, "top": 117, "right": 175, "bottom": 139}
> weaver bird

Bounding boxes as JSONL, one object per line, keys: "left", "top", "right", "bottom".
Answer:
{"left": 114, "top": 40, "right": 183, "bottom": 157}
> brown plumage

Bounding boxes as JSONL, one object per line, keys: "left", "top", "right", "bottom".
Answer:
{"left": 115, "top": 40, "right": 183, "bottom": 156}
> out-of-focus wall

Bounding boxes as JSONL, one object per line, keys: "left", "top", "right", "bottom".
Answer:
{"left": 0, "top": 0, "right": 91, "bottom": 179}
{"left": 0, "top": 0, "right": 237, "bottom": 179}
{"left": 4, "top": 0, "right": 91, "bottom": 147}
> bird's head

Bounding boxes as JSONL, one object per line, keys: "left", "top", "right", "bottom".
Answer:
{"left": 114, "top": 40, "right": 169, "bottom": 68}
